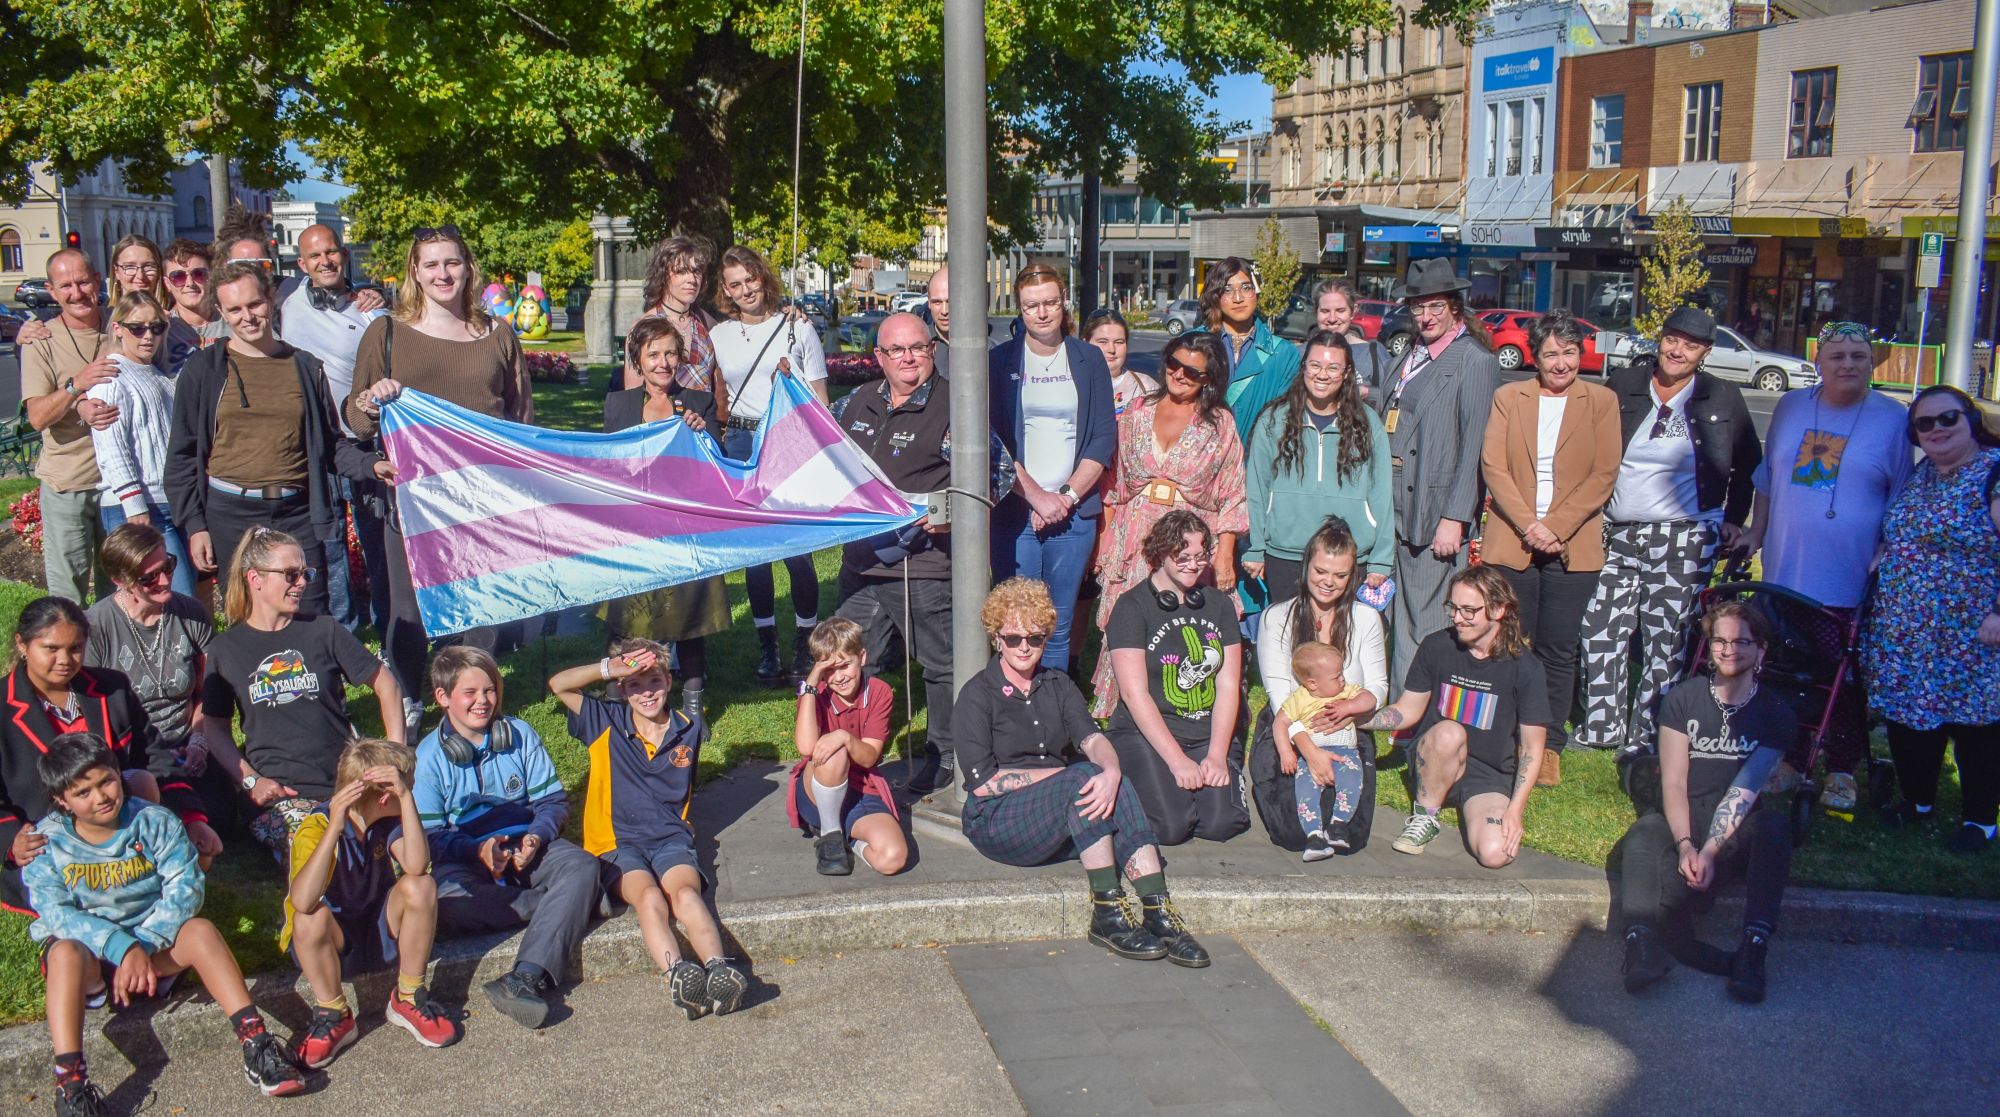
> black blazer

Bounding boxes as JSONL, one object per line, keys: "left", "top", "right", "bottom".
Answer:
{"left": 1607, "top": 357, "right": 1762, "bottom": 526}
{"left": 0, "top": 664, "right": 198, "bottom": 913}
{"left": 603, "top": 385, "right": 719, "bottom": 438}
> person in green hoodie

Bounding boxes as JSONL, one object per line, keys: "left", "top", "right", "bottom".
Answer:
{"left": 1243, "top": 330, "right": 1394, "bottom": 602}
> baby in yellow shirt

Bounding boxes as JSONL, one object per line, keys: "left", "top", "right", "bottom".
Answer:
{"left": 1272, "top": 641, "right": 1367, "bottom": 861}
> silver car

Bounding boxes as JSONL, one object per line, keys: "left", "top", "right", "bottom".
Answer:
{"left": 1161, "top": 299, "right": 1202, "bottom": 336}
{"left": 1599, "top": 325, "right": 1818, "bottom": 392}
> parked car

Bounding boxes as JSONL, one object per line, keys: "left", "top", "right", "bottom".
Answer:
{"left": 1272, "top": 289, "right": 1415, "bottom": 356}
{"left": 1480, "top": 309, "right": 1615, "bottom": 374}
{"left": 0, "top": 304, "right": 28, "bottom": 343}
{"left": 12, "top": 278, "right": 52, "bottom": 308}
{"left": 787, "top": 294, "right": 835, "bottom": 333}
{"left": 836, "top": 309, "right": 890, "bottom": 351}
{"left": 1599, "top": 325, "right": 1817, "bottom": 391}
{"left": 888, "top": 290, "right": 928, "bottom": 314}
{"left": 1161, "top": 298, "right": 1202, "bottom": 336}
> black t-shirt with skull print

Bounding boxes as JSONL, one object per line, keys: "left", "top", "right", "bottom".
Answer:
{"left": 1105, "top": 585, "right": 1240, "bottom": 748}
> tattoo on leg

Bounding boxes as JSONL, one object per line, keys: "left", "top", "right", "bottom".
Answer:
{"left": 1486, "top": 816, "right": 1503, "bottom": 825}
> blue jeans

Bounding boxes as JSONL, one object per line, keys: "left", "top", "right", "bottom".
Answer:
{"left": 324, "top": 477, "right": 392, "bottom": 636}
{"left": 97, "top": 500, "right": 196, "bottom": 597}
{"left": 992, "top": 495, "right": 1097, "bottom": 672}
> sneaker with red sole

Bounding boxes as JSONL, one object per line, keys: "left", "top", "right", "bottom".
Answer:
{"left": 243, "top": 1031, "right": 308, "bottom": 1097}
{"left": 294, "top": 1006, "right": 357, "bottom": 1069}
{"left": 386, "top": 989, "right": 463, "bottom": 1048}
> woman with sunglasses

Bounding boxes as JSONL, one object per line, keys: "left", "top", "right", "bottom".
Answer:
{"left": 162, "top": 239, "right": 227, "bottom": 375}
{"left": 348, "top": 226, "right": 533, "bottom": 725}
{"left": 1194, "top": 257, "right": 1300, "bottom": 433}
{"left": 1734, "top": 322, "right": 1913, "bottom": 812}
{"left": 197, "top": 527, "right": 406, "bottom": 860}
{"left": 1089, "top": 333, "right": 1247, "bottom": 716}
{"left": 85, "top": 292, "right": 196, "bottom": 594}
{"left": 957, "top": 577, "right": 1208, "bottom": 966}
{"left": 988, "top": 265, "right": 1117, "bottom": 675}
{"left": 1863, "top": 386, "right": 2000, "bottom": 854}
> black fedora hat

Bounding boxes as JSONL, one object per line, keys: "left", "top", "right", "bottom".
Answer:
{"left": 1659, "top": 305, "right": 1716, "bottom": 344}
{"left": 1392, "top": 257, "right": 1472, "bottom": 300}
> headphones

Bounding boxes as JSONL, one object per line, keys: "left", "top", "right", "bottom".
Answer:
{"left": 438, "top": 717, "right": 515, "bottom": 766}
{"left": 1153, "top": 586, "right": 1206, "bottom": 611}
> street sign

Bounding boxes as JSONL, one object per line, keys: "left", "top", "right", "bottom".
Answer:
{"left": 1922, "top": 232, "right": 1946, "bottom": 256}
{"left": 1919, "top": 253, "right": 1943, "bottom": 287}
{"left": 1363, "top": 225, "right": 1444, "bottom": 244}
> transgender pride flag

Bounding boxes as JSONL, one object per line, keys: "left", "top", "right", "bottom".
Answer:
{"left": 378, "top": 376, "right": 922, "bottom": 635}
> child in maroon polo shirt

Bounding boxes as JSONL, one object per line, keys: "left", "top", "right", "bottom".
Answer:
{"left": 788, "top": 618, "right": 908, "bottom": 877}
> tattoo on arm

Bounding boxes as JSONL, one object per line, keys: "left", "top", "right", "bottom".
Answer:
{"left": 1705, "top": 787, "right": 1752, "bottom": 849}
{"left": 1363, "top": 707, "right": 1404, "bottom": 731}
{"left": 1513, "top": 762, "right": 1535, "bottom": 793}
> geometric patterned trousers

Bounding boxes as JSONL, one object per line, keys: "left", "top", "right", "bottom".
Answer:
{"left": 1572, "top": 518, "right": 1721, "bottom": 752}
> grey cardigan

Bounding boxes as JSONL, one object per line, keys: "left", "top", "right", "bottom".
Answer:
{"left": 1375, "top": 330, "right": 1501, "bottom": 543}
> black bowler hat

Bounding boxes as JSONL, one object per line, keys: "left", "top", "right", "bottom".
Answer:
{"left": 1392, "top": 257, "right": 1472, "bottom": 300}
{"left": 1660, "top": 305, "right": 1716, "bottom": 344}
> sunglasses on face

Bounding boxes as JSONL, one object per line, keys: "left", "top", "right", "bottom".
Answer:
{"left": 413, "top": 224, "right": 461, "bottom": 244}
{"left": 254, "top": 566, "right": 315, "bottom": 586}
{"left": 997, "top": 632, "right": 1048, "bottom": 649}
{"left": 117, "top": 320, "right": 167, "bottom": 337}
{"left": 133, "top": 556, "right": 177, "bottom": 587}
{"left": 1164, "top": 355, "right": 1209, "bottom": 380}
{"left": 1911, "top": 408, "right": 1964, "bottom": 434}
{"left": 166, "top": 267, "right": 209, "bottom": 287}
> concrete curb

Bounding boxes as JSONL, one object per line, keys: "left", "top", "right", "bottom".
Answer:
{"left": 2, "top": 875, "right": 1995, "bottom": 1098}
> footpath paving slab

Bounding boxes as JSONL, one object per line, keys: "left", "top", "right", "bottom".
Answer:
{"left": 1241, "top": 927, "right": 2000, "bottom": 1117}
{"left": 946, "top": 937, "right": 1409, "bottom": 1117}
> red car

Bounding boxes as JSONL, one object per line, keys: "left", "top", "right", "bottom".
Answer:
{"left": 1479, "top": 309, "right": 1607, "bottom": 374}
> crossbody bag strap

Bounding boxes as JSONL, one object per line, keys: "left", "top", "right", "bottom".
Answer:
{"left": 726, "top": 317, "right": 789, "bottom": 412}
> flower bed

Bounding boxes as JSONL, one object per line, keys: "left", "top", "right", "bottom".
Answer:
{"left": 8, "top": 490, "right": 41, "bottom": 554}
{"left": 525, "top": 351, "right": 581, "bottom": 383}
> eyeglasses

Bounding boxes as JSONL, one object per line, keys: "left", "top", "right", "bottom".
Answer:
{"left": 1020, "top": 297, "right": 1065, "bottom": 315}
{"left": 253, "top": 566, "right": 316, "bottom": 586}
{"left": 1817, "top": 320, "right": 1871, "bottom": 343}
{"left": 413, "top": 225, "right": 461, "bottom": 244}
{"left": 1708, "top": 637, "right": 1761, "bottom": 650}
{"left": 116, "top": 320, "right": 168, "bottom": 337}
{"left": 133, "top": 556, "right": 177, "bottom": 587}
{"left": 1304, "top": 359, "right": 1348, "bottom": 375}
{"left": 1217, "top": 282, "right": 1258, "bottom": 299}
{"left": 166, "top": 267, "right": 209, "bottom": 287}
{"left": 1444, "top": 602, "right": 1487, "bottom": 619}
{"left": 876, "top": 341, "right": 935, "bottom": 361}
{"left": 1911, "top": 408, "right": 1964, "bottom": 434}
{"left": 1648, "top": 403, "right": 1676, "bottom": 440}
{"left": 1168, "top": 549, "right": 1212, "bottom": 569}
{"left": 997, "top": 632, "right": 1048, "bottom": 649}
{"left": 1409, "top": 299, "right": 1452, "bottom": 316}
{"left": 114, "top": 261, "right": 161, "bottom": 276}
{"left": 1164, "top": 354, "right": 1209, "bottom": 380}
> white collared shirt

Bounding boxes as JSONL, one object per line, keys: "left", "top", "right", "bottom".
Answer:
{"left": 277, "top": 283, "right": 386, "bottom": 435}
{"left": 1607, "top": 379, "right": 1713, "bottom": 523}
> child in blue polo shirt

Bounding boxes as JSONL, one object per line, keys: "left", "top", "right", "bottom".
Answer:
{"left": 550, "top": 639, "right": 747, "bottom": 1020}
{"left": 415, "top": 647, "right": 605, "bottom": 1031}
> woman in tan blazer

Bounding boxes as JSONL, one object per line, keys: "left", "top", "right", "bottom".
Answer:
{"left": 1479, "top": 310, "right": 1623, "bottom": 785}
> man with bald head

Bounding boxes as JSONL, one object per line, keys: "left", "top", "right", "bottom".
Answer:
{"left": 21, "top": 249, "right": 119, "bottom": 600}
{"left": 830, "top": 312, "right": 1016, "bottom": 797}
{"left": 924, "top": 265, "right": 993, "bottom": 378}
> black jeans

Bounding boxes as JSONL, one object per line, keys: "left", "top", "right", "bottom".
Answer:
{"left": 836, "top": 571, "right": 954, "bottom": 763}
{"left": 1498, "top": 559, "right": 1598, "bottom": 752}
{"left": 1886, "top": 719, "right": 2000, "bottom": 827}
{"left": 722, "top": 426, "right": 821, "bottom": 627}
{"left": 1619, "top": 800, "right": 1790, "bottom": 935}
{"left": 203, "top": 488, "right": 329, "bottom": 615}
{"left": 383, "top": 519, "right": 500, "bottom": 701}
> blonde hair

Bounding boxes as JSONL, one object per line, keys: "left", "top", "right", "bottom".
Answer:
{"left": 110, "top": 291, "right": 168, "bottom": 358}
{"left": 223, "top": 526, "right": 303, "bottom": 625}
{"left": 107, "top": 234, "right": 165, "bottom": 305}
{"left": 980, "top": 577, "right": 1057, "bottom": 639}
{"left": 394, "top": 227, "right": 496, "bottom": 336}
{"left": 1289, "top": 640, "right": 1344, "bottom": 681}
{"left": 335, "top": 737, "right": 415, "bottom": 789}
{"left": 808, "top": 617, "right": 866, "bottom": 662}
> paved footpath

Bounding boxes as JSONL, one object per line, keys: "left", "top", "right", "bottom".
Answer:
{"left": 82, "top": 929, "right": 1998, "bottom": 1116}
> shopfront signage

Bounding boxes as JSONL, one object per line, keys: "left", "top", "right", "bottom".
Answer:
{"left": 1460, "top": 223, "right": 1538, "bottom": 247}
{"left": 1483, "top": 47, "right": 1555, "bottom": 93}
{"left": 1702, "top": 243, "right": 1758, "bottom": 267}
{"left": 1536, "top": 226, "right": 1620, "bottom": 249}
{"left": 1730, "top": 216, "right": 1868, "bottom": 238}
{"left": 1363, "top": 225, "right": 1444, "bottom": 244}
{"left": 1902, "top": 215, "right": 2000, "bottom": 240}
{"left": 1630, "top": 214, "right": 1733, "bottom": 235}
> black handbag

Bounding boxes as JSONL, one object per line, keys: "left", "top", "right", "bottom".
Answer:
{"left": 1246, "top": 706, "right": 1377, "bottom": 853}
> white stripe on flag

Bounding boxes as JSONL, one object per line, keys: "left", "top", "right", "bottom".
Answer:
{"left": 397, "top": 466, "right": 635, "bottom": 537}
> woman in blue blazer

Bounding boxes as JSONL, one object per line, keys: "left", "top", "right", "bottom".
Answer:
{"left": 989, "top": 264, "right": 1117, "bottom": 673}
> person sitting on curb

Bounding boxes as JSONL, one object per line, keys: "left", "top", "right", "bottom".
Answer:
{"left": 787, "top": 618, "right": 908, "bottom": 877}
{"left": 415, "top": 647, "right": 604, "bottom": 1030}
{"left": 1364, "top": 566, "right": 1550, "bottom": 867}
{"left": 1272, "top": 641, "right": 1367, "bottom": 862}
{"left": 1617, "top": 601, "right": 1794, "bottom": 1004}
{"left": 550, "top": 641, "right": 749, "bottom": 1020}
{"left": 957, "top": 578, "right": 1208, "bottom": 968}
{"left": 283, "top": 737, "right": 461, "bottom": 1070}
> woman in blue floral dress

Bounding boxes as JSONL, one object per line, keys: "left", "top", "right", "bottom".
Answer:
{"left": 1862, "top": 386, "right": 2000, "bottom": 854}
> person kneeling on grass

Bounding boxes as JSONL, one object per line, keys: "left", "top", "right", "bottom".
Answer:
{"left": 1618, "top": 601, "right": 1794, "bottom": 1004}
{"left": 549, "top": 640, "right": 749, "bottom": 1019}
{"left": 283, "top": 737, "right": 461, "bottom": 1070}
{"left": 416, "top": 647, "right": 605, "bottom": 1030}
{"left": 1363, "top": 566, "right": 1550, "bottom": 867}
{"left": 788, "top": 617, "right": 909, "bottom": 877}
{"left": 28, "top": 732, "right": 304, "bottom": 1115}
{"left": 1272, "top": 640, "right": 1367, "bottom": 862}
{"left": 958, "top": 578, "right": 1208, "bottom": 967}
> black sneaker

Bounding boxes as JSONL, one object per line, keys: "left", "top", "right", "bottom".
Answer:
{"left": 1140, "top": 893, "right": 1210, "bottom": 968}
{"left": 1302, "top": 831, "right": 1334, "bottom": 863}
{"left": 666, "top": 960, "right": 709, "bottom": 1021}
{"left": 241, "top": 1031, "right": 307, "bottom": 1097}
{"left": 788, "top": 625, "right": 816, "bottom": 682}
{"left": 705, "top": 958, "right": 749, "bottom": 1016}
{"left": 1621, "top": 925, "right": 1674, "bottom": 993}
{"left": 1088, "top": 888, "right": 1166, "bottom": 961}
{"left": 1727, "top": 931, "right": 1769, "bottom": 1004}
{"left": 1948, "top": 823, "right": 1994, "bottom": 855}
{"left": 815, "top": 830, "right": 853, "bottom": 876}
{"left": 53, "top": 1078, "right": 105, "bottom": 1117}
{"left": 1659, "top": 919, "right": 1734, "bottom": 976}
{"left": 483, "top": 969, "right": 553, "bottom": 1029}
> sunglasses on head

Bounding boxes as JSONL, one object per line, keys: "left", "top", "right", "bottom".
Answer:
{"left": 413, "top": 224, "right": 462, "bottom": 244}
{"left": 1910, "top": 408, "right": 1964, "bottom": 434}
{"left": 117, "top": 320, "right": 168, "bottom": 337}
{"left": 997, "top": 632, "right": 1048, "bottom": 649}
{"left": 166, "top": 267, "right": 209, "bottom": 287}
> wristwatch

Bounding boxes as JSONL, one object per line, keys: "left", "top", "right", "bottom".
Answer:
{"left": 1056, "top": 483, "right": 1077, "bottom": 503}
{"left": 240, "top": 773, "right": 259, "bottom": 791}
{"left": 797, "top": 680, "right": 816, "bottom": 698}
{"left": 62, "top": 377, "right": 78, "bottom": 397}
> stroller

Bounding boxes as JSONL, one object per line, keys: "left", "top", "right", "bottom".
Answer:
{"left": 1622, "top": 559, "right": 1880, "bottom": 844}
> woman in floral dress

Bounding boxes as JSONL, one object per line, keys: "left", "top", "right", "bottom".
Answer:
{"left": 1862, "top": 385, "right": 2000, "bottom": 854}
{"left": 1090, "top": 333, "right": 1247, "bottom": 716}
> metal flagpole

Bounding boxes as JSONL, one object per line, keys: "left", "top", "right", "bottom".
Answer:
{"left": 943, "top": 0, "right": 990, "bottom": 804}
{"left": 1942, "top": 0, "right": 2000, "bottom": 392}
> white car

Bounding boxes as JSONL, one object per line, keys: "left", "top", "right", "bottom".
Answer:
{"left": 1598, "top": 325, "right": 1818, "bottom": 392}
{"left": 888, "top": 290, "right": 928, "bottom": 314}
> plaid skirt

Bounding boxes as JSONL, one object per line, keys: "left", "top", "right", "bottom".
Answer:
{"left": 962, "top": 763, "right": 1159, "bottom": 874}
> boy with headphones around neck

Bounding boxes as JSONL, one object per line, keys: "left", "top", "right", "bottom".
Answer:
{"left": 549, "top": 639, "right": 748, "bottom": 1020}
{"left": 413, "top": 647, "right": 606, "bottom": 1031}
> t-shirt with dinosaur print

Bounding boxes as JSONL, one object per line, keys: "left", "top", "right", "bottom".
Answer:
{"left": 1104, "top": 585, "right": 1239, "bottom": 747}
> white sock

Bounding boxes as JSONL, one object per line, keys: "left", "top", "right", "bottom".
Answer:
{"left": 810, "top": 777, "right": 846, "bottom": 837}
{"left": 850, "top": 838, "right": 871, "bottom": 869}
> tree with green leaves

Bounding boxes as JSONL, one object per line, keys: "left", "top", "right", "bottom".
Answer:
{"left": 1253, "top": 216, "right": 1302, "bottom": 321}
{"left": 1636, "top": 198, "right": 1712, "bottom": 339}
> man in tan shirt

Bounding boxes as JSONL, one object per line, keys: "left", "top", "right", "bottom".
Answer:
{"left": 20, "top": 249, "right": 118, "bottom": 602}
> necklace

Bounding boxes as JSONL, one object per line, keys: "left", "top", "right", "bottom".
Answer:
{"left": 116, "top": 593, "right": 174, "bottom": 691}
{"left": 1809, "top": 387, "right": 1867, "bottom": 520}
{"left": 63, "top": 318, "right": 103, "bottom": 369}
{"left": 1031, "top": 343, "right": 1065, "bottom": 378}
{"left": 1710, "top": 677, "right": 1758, "bottom": 742}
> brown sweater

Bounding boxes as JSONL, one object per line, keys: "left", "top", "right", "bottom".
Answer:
{"left": 209, "top": 350, "right": 311, "bottom": 487}
{"left": 345, "top": 316, "right": 532, "bottom": 438}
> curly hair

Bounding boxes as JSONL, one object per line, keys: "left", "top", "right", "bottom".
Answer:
{"left": 1701, "top": 600, "right": 1772, "bottom": 648}
{"left": 980, "top": 577, "right": 1057, "bottom": 638}
{"left": 1447, "top": 566, "right": 1528, "bottom": 658}
{"left": 1270, "top": 329, "right": 1372, "bottom": 483}
{"left": 1142, "top": 509, "right": 1214, "bottom": 571}
{"left": 1528, "top": 308, "right": 1592, "bottom": 357}
{"left": 1151, "top": 333, "right": 1231, "bottom": 430}
{"left": 642, "top": 234, "right": 715, "bottom": 312}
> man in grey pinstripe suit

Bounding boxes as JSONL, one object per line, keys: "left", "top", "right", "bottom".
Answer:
{"left": 1374, "top": 259, "right": 1503, "bottom": 693}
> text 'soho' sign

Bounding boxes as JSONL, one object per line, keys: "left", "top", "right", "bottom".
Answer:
{"left": 379, "top": 377, "right": 921, "bottom": 634}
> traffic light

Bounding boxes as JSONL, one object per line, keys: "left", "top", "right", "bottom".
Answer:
{"left": 64, "top": 231, "right": 79, "bottom": 250}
